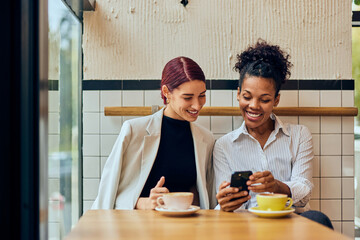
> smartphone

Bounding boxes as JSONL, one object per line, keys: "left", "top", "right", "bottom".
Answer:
{"left": 230, "top": 171, "right": 253, "bottom": 192}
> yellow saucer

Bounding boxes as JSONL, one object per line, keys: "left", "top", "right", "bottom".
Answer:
{"left": 248, "top": 207, "right": 295, "bottom": 218}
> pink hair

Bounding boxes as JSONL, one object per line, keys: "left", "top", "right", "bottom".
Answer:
{"left": 160, "top": 56, "right": 206, "bottom": 104}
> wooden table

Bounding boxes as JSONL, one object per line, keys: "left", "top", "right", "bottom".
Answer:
{"left": 65, "top": 210, "right": 351, "bottom": 240}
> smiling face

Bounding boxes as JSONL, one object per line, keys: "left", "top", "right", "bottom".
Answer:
{"left": 163, "top": 80, "right": 206, "bottom": 122}
{"left": 237, "top": 76, "right": 280, "bottom": 132}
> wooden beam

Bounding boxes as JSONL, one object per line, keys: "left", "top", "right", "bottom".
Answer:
{"left": 104, "top": 106, "right": 358, "bottom": 117}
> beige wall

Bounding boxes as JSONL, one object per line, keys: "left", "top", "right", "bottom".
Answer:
{"left": 83, "top": 0, "right": 351, "bottom": 80}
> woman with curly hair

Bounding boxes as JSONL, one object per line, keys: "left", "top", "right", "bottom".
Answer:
{"left": 213, "top": 40, "right": 333, "bottom": 228}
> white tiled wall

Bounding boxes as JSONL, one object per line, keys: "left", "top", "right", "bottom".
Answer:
{"left": 299, "top": 91, "right": 320, "bottom": 107}
{"left": 48, "top": 91, "right": 61, "bottom": 240}
{"left": 82, "top": 89, "right": 355, "bottom": 237}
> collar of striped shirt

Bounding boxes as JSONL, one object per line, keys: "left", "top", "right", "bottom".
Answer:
{"left": 231, "top": 113, "right": 290, "bottom": 142}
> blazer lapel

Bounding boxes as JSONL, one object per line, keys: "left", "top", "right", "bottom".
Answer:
{"left": 133, "top": 109, "right": 163, "bottom": 205}
{"left": 191, "top": 123, "right": 206, "bottom": 170}
{"left": 190, "top": 124, "right": 209, "bottom": 208}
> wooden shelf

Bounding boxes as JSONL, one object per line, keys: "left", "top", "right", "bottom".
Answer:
{"left": 104, "top": 106, "right": 358, "bottom": 117}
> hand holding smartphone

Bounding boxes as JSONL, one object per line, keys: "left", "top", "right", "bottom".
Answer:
{"left": 230, "top": 171, "right": 253, "bottom": 200}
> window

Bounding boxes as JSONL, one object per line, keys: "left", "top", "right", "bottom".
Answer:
{"left": 48, "top": 0, "right": 82, "bottom": 239}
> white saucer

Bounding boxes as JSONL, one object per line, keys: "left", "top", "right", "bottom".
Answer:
{"left": 248, "top": 207, "right": 295, "bottom": 218}
{"left": 155, "top": 205, "right": 200, "bottom": 216}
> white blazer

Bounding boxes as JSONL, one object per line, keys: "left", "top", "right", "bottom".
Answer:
{"left": 92, "top": 108, "right": 216, "bottom": 210}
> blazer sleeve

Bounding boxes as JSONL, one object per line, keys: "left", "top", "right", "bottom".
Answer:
{"left": 91, "top": 121, "right": 132, "bottom": 209}
{"left": 206, "top": 136, "right": 217, "bottom": 209}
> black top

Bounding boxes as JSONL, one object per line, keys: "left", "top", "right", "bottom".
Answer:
{"left": 140, "top": 115, "right": 197, "bottom": 197}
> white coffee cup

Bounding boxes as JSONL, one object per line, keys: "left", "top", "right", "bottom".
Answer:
{"left": 156, "top": 192, "right": 193, "bottom": 210}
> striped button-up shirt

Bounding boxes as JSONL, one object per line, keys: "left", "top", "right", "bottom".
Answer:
{"left": 213, "top": 114, "right": 313, "bottom": 212}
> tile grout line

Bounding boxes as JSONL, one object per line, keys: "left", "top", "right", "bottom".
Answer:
{"left": 341, "top": 90, "right": 344, "bottom": 233}
{"left": 319, "top": 90, "right": 322, "bottom": 213}
{"left": 99, "top": 91, "right": 102, "bottom": 179}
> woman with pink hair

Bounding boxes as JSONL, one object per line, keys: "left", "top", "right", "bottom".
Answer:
{"left": 92, "top": 57, "right": 216, "bottom": 210}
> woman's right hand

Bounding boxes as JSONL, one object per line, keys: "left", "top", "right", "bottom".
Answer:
{"left": 135, "top": 176, "right": 169, "bottom": 210}
{"left": 216, "top": 181, "right": 251, "bottom": 212}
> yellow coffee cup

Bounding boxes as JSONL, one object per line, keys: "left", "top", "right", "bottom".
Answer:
{"left": 256, "top": 193, "right": 293, "bottom": 211}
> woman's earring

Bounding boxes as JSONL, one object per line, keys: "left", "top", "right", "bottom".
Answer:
{"left": 166, "top": 98, "right": 170, "bottom": 104}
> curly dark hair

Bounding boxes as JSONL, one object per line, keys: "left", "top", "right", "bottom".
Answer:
{"left": 234, "top": 39, "right": 293, "bottom": 97}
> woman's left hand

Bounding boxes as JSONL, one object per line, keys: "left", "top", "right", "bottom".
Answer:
{"left": 246, "top": 171, "right": 278, "bottom": 193}
{"left": 247, "top": 171, "right": 291, "bottom": 196}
